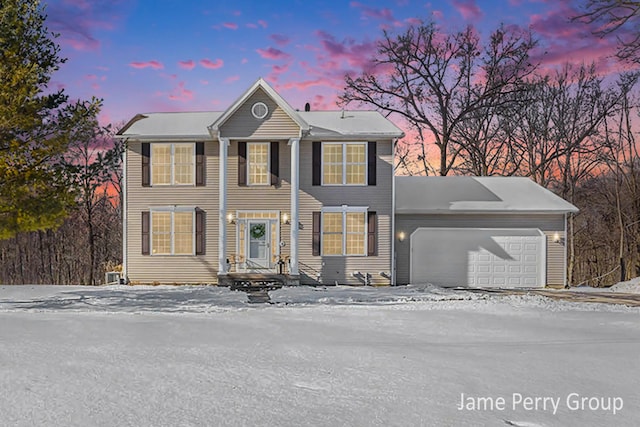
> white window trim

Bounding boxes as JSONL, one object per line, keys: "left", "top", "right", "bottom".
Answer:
{"left": 150, "top": 206, "right": 196, "bottom": 256}
{"left": 247, "top": 142, "right": 270, "bottom": 186}
{"left": 151, "top": 142, "right": 196, "bottom": 186}
{"left": 321, "top": 206, "right": 368, "bottom": 256}
{"left": 321, "top": 141, "right": 368, "bottom": 186}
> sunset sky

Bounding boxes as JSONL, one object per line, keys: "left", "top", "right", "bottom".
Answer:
{"left": 44, "top": 0, "right": 625, "bottom": 126}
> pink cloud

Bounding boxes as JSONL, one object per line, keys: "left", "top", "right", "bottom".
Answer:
{"left": 270, "top": 34, "right": 291, "bottom": 46}
{"left": 168, "top": 82, "right": 193, "bottom": 102}
{"left": 350, "top": 1, "right": 395, "bottom": 21}
{"left": 256, "top": 47, "right": 291, "bottom": 60}
{"left": 223, "top": 22, "right": 238, "bottom": 30}
{"left": 258, "top": 20, "right": 268, "bottom": 28}
{"left": 178, "top": 60, "right": 196, "bottom": 70}
{"left": 225, "top": 75, "right": 240, "bottom": 83}
{"left": 200, "top": 58, "right": 224, "bottom": 69}
{"left": 232, "top": 10, "right": 242, "bottom": 16}
{"left": 451, "top": 0, "right": 483, "bottom": 21}
{"left": 279, "top": 77, "right": 340, "bottom": 91}
{"left": 246, "top": 23, "right": 257, "bottom": 29}
{"left": 241, "top": 58, "right": 249, "bottom": 64}
{"left": 129, "top": 60, "right": 164, "bottom": 70}
{"left": 405, "top": 17, "right": 423, "bottom": 26}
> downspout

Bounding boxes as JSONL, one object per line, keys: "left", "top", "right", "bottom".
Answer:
{"left": 122, "top": 138, "right": 128, "bottom": 282}
{"left": 390, "top": 138, "right": 397, "bottom": 286}
{"left": 564, "top": 212, "right": 568, "bottom": 288}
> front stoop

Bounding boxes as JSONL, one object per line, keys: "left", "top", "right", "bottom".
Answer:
{"left": 218, "top": 273, "right": 300, "bottom": 303}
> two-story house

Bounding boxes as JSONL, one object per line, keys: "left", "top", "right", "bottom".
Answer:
{"left": 118, "top": 78, "right": 578, "bottom": 288}
{"left": 117, "top": 78, "right": 404, "bottom": 286}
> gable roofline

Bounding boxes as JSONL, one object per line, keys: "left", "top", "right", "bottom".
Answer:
{"left": 208, "top": 77, "right": 309, "bottom": 133}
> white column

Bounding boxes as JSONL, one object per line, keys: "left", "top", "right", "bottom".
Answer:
{"left": 288, "top": 138, "right": 300, "bottom": 275}
{"left": 219, "top": 137, "right": 229, "bottom": 274}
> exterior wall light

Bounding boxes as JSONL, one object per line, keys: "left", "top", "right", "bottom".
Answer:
{"left": 281, "top": 213, "right": 290, "bottom": 225}
{"left": 226, "top": 213, "right": 236, "bottom": 225}
{"left": 398, "top": 231, "right": 406, "bottom": 242}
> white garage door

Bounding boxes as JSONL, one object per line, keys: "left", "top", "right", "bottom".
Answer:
{"left": 410, "top": 228, "right": 546, "bottom": 288}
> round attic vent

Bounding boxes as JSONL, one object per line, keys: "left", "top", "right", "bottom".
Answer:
{"left": 251, "top": 102, "right": 268, "bottom": 119}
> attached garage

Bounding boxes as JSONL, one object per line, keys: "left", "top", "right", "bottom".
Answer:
{"left": 395, "top": 177, "right": 579, "bottom": 288}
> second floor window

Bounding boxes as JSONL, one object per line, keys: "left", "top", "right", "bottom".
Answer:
{"left": 152, "top": 143, "right": 195, "bottom": 185}
{"left": 247, "top": 142, "right": 270, "bottom": 185}
{"left": 322, "top": 142, "right": 367, "bottom": 185}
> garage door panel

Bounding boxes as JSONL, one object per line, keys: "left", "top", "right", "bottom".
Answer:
{"left": 410, "top": 228, "right": 545, "bottom": 288}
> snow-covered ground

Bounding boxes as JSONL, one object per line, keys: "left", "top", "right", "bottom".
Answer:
{"left": 610, "top": 277, "right": 640, "bottom": 293}
{"left": 1, "top": 284, "right": 639, "bottom": 426}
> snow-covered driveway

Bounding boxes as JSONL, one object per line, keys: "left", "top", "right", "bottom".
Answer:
{"left": 0, "top": 285, "right": 639, "bottom": 426}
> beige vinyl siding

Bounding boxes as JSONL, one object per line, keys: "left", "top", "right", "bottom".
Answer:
{"left": 220, "top": 88, "right": 300, "bottom": 139}
{"left": 126, "top": 139, "right": 219, "bottom": 284}
{"left": 394, "top": 214, "right": 566, "bottom": 286}
{"left": 224, "top": 140, "right": 292, "bottom": 269}
{"left": 298, "top": 139, "right": 394, "bottom": 286}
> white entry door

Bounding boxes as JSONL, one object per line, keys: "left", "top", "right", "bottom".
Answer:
{"left": 246, "top": 220, "right": 270, "bottom": 269}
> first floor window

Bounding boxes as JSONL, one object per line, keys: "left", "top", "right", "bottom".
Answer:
{"left": 151, "top": 209, "right": 194, "bottom": 255}
{"left": 321, "top": 207, "right": 367, "bottom": 256}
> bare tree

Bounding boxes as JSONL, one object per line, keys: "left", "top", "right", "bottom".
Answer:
{"left": 574, "top": 0, "right": 640, "bottom": 63}
{"left": 340, "top": 21, "right": 537, "bottom": 175}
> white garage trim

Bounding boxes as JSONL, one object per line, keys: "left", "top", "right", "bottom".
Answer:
{"left": 409, "top": 228, "right": 546, "bottom": 288}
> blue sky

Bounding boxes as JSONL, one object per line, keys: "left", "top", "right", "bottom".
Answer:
{"left": 44, "top": 0, "right": 623, "bottom": 125}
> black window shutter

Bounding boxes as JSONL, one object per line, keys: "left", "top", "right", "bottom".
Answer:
{"left": 270, "top": 141, "right": 279, "bottom": 186}
{"left": 367, "top": 211, "right": 377, "bottom": 256}
{"left": 195, "top": 142, "right": 205, "bottom": 186}
{"left": 142, "top": 142, "right": 150, "bottom": 187}
{"left": 368, "top": 141, "right": 376, "bottom": 186}
{"left": 141, "top": 211, "right": 150, "bottom": 255}
{"left": 238, "top": 142, "right": 247, "bottom": 186}
{"left": 312, "top": 141, "right": 321, "bottom": 186}
{"left": 195, "top": 210, "right": 205, "bottom": 255}
{"left": 312, "top": 211, "right": 321, "bottom": 256}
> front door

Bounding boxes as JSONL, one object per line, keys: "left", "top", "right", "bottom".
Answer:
{"left": 246, "top": 220, "right": 270, "bottom": 270}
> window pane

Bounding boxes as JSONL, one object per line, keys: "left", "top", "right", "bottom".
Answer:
{"left": 346, "top": 212, "right": 365, "bottom": 233}
{"left": 174, "top": 144, "right": 194, "bottom": 185}
{"left": 322, "top": 212, "right": 343, "bottom": 255}
{"left": 346, "top": 164, "right": 365, "bottom": 185}
{"left": 323, "top": 213, "right": 342, "bottom": 233}
{"left": 346, "top": 212, "right": 366, "bottom": 255}
{"left": 323, "top": 144, "right": 344, "bottom": 184}
{"left": 248, "top": 143, "right": 269, "bottom": 185}
{"left": 174, "top": 212, "right": 193, "bottom": 255}
{"left": 152, "top": 145, "right": 171, "bottom": 185}
{"left": 346, "top": 144, "right": 365, "bottom": 163}
{"left": 322, "top": 234, "right": 343, "bottom": 255}
{"left": 346, "top": 233, "right": 365, "bottom": 255}
{"left": 345, "top": 144, "right": 366, "bottom": 185}
{"left": 152, "top": 212, "right": 171, "bottom": 254}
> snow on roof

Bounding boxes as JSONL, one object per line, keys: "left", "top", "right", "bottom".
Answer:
{"left": 117, "top": 110, "right": 404, "bottom": 140}
{"left": 300, "top": 111, "right": 404, "bottom": 139}
{"left": 117, "top": 112, "right": 222, "bottom": 139}
{"left": 396, "top": 176, "right": 579, "bottom": 214}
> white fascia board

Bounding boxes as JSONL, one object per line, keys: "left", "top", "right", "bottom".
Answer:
{"left": 116, "top": 135, "right": 213, "bottom": 141}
